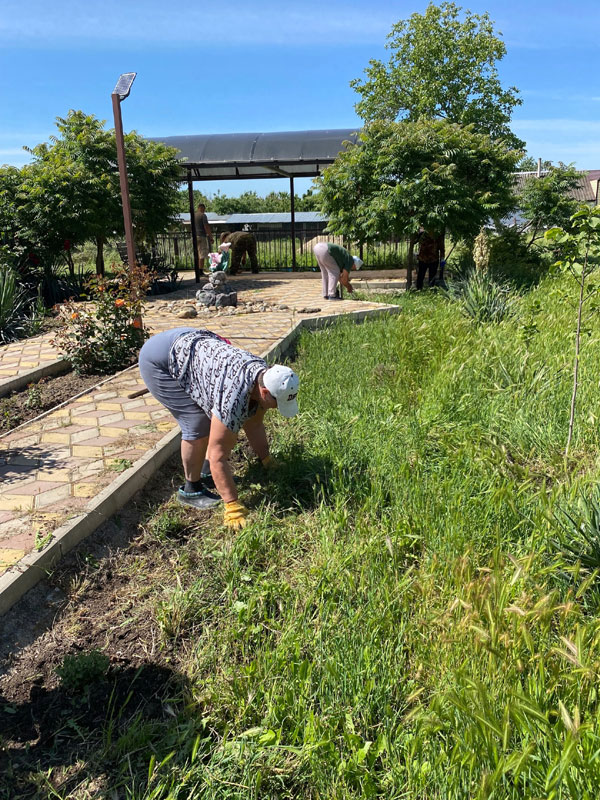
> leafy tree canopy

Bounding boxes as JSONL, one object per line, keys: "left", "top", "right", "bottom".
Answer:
{"left": 351, "top": 2, "right": 523, "bottom": 147}
{"left": 177, "top": 187, "right": 321, "bottom": 214}
{"left": 317, "top": 118, "right": 520, "bottom": 243}
{"left": 516, "top": 155, "right": 554, "bottom": 172}
{"left": 519, "top": 163, "right": 583, "bottom": 244}
{"left": 10, "top": 111, "right": 181, "bottom": 274}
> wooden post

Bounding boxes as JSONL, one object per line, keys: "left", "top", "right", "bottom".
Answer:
{"left": 111, "top": 93, "right": 136, "bottom": 273}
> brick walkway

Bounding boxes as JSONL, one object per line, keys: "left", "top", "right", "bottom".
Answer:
{"left": 0, "top": 272, "right": 401, "bottom": 583}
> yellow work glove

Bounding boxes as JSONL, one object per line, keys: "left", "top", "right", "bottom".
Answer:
{"left": 223, "top": 500, "right": 249, "bottom": 530}
{"left": 261, "top": 455, "right": 280, "bottom": 471}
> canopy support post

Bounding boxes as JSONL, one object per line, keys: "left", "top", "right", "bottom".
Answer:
{"left": 187, "top": 169, "right": 201, "bottom": 283}
{"left": 290, "top": 176, "right": 297, "bottom": 271}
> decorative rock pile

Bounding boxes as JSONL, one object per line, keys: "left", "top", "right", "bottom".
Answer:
{"left": 195, "top": 271, "right": 237, "bottom": 309}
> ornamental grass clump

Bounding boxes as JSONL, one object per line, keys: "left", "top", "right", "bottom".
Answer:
{"left": 54, "top": 263, "right": 151, "bottom": 375}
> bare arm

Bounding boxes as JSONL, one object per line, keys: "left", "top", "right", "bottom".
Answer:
{"left": 340, "top": 269, "right": 354, "bottom": 293}
{"left": 242, "top": 407, "right": 269, "bottom": 461}
{"left": 206, "top": 416, "right": 238, "bottom": 503}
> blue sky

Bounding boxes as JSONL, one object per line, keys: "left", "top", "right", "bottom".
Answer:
{"left": 1, "top": 0, "right": 599, "bottom": 197}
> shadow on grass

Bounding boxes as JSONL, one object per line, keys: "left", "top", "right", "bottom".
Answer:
{"left": 244, "top": 445, "right": 335, "bottom": 514}
{"left": 0, "top": 663, "right": 189, "bottom": 800}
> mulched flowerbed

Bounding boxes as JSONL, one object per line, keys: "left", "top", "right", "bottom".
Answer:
{"left": 0, "top": 372, "right": 105, "bottom": 434}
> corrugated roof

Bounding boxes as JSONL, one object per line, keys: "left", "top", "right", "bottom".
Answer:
{"left": 175, "top": 211, "right": 327, "bottom": 225}
{"left": 513, "top": 170, "right": 596, "bottom": 203}
{"left": 151, "top": 129, "right": 360, "bottom": 181}
{"left": 225, "top": 212, "right": 326, "bottom": 224}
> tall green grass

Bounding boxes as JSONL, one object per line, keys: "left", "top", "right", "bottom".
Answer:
{"left": 16, "top": 274, "right": 600, "bottom": 798}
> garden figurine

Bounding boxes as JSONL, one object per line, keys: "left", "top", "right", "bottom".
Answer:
{"left": 312, "top": 242, "right": 363, "bottom": 300}
{"left": 138, "top": 328, "right": 299, "bottom": 529}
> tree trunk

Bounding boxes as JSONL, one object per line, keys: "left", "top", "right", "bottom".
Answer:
{"left": 95, "top": 235, "right": 105, "bottom": 276}
{"left": 406, "top": 237, "right": 415, "bottom": 289}
{"left": 65, "top": 248, "right": 75, "bottom": 278}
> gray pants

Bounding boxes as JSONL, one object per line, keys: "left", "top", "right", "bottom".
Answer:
{"left": 313, "top": 242, "right": 340, "bottom": 297}
{"left": 138, "top": 328, "right": 211, "bottom": 441}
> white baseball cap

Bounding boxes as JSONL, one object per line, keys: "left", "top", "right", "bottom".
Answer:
{"left": 263, "top": 365, "right": 299, "bottom": 417}
{"left": 353, "top": 256, "right": 363, "bottom": 270}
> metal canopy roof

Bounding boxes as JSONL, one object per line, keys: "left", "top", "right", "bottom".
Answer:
{"left": 152, "top": 128, "right": 360, "bottom": 181}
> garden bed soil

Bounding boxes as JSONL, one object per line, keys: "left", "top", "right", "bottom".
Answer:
{"left": 0, "top": 445, "right": 257, "bottom": 797}
{"left": 0, "top": 371, "right": 105, "bottom": 433}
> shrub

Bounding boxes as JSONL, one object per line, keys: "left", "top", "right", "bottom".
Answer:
{"left": 450, "top": 269, "right": 517, "bottom": 324}
{"left": 53, "top": 264, "right": 151, "bottom": 375}
{"left": 487, "top": 225, "right": 549, "bottom": 287}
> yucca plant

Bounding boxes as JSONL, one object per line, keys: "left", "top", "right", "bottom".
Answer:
{"left": 553, "top": 486, "right": 600, "bottom": 571}
{"left": 0, "top": 264, "right": 35, "bottom": 343}
{"left": 450, "top": 269, "right": 517, "bottom": 324}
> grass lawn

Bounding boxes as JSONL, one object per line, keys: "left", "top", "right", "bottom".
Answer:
{"left": 3, "top": 274, "right": 600, "bottom": 798}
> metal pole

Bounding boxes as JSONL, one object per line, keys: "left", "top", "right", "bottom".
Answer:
{"left": 111, "top": 93, "right": 136, "bottom": 272}
{"left": 188, "top": 169, "right": 201, "bottom": 282}
{"left": 290, "top": 176, "right": 296, "bottom": 271}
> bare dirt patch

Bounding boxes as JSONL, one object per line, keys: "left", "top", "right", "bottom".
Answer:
{"left": 0, "top": 372, "right": 104, "bottom": 433}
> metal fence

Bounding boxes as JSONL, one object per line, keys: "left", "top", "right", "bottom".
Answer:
{"left": 155, "top": 229, "right": 409, "bottom": 272}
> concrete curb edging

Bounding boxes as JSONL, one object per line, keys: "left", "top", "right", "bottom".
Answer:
{"left": 0, "top": 302, "right": 400, "bottom": 615}
{"left": 0, "top": 426, "right": 181, "bottom": 616}
{"left": 0, "top": 359, "right": 69, "bottom": 398}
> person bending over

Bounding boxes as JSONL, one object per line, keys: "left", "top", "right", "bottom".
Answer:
{"left": 219, "top": 231, "right": 259, "bottom": 275}
{"left": 139, "top": 328, "right": 299, "bottom": 529}
{"left": 313, "top": 242, "right": 362, "bottom": 300}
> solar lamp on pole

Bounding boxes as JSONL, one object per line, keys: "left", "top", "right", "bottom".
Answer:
{"left": 111, "top": 72, "right": 137, "bottom": 272}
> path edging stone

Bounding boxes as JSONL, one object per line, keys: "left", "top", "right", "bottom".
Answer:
{"left": 0, "top": 359, "right": 69, "bottom": 399}
{"left": 0, "top": 427, "right": 181, "bottom": 616}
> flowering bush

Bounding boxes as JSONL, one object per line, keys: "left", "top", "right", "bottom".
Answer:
{"left": 53, "top": 264, "right": 151, "bottom": 375}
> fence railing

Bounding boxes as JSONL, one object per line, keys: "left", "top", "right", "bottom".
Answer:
{"left": 155, "top": 228, "right": 409, "bottom": 272}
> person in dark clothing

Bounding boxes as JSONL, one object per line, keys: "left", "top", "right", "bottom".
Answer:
{"left": 194, "top": 204, "right": 212, "bottom": 274}
{"left": 219, "top": 231, "right": 259, "bottom": 274}
{"left": 416, "top": 229, "right": 445, "bottom": 289}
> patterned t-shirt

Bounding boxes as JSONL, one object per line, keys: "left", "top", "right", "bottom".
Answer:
{"left": 168, "top": 330, "right": 266, "bottom": 433}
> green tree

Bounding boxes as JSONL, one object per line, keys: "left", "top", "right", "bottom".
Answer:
{"left": 18, "top": 111, "right": 180, "bottom": 275}
{"left": 351, "top": 2, "right": 522, "bottom": 147}
{"left": 0, "top": 166, "right": 24, "bottom": 267}
{"left": 318, "top": 118, "right": 519, "bottom": 247}
{"left": 176, "top": 188, "right": 209, "bottom": 213}
{"left": 546, "top": 206, "right": 600, "bottom": 456}
{"left": 519, "top": 164, "right": 582, "bottom": 247}
{"left": 516, "top": 155, "right": 553, "bottom": 172}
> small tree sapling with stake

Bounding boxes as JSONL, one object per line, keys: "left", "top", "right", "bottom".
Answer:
{"left": 545, "top": 205, "right": 600, "bottom": 458}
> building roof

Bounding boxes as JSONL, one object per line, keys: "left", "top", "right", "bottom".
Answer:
{"left": 152, "top": 129, "right": 360, "bottom": 181}
{"left": 175, "top": 211, "right": 327, "bottom": 225}
{"left": 225, "top": 212, "right": 327, "bottom": 224}
{"left": 513, "top": 170, "right": 596, "bottom": 203}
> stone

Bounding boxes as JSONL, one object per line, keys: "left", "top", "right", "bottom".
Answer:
{"left": 215, "top": 291, "right": 238, "bottom": 308}
{"left": 202, "top": 283, "right": 214, "bottom": 292}
{"left": 176, "top": 307, "right": 197, "bottom": 319}
{"left": 298, "top": 307, "right": 321, "bottom": 314}
{"left": 196, "top": 292, "right": 216, "bottom": 306}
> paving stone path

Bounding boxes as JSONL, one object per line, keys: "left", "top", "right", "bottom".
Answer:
{"left": 0, "top": 272, "right": 401, "bottom": 589}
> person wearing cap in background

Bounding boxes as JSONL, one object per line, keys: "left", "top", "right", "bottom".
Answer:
{"left": 312, "top": 242, "right": 363, "bottom": 300}
{"left": 139, "top": 328, "right": 299, "bottom": 530}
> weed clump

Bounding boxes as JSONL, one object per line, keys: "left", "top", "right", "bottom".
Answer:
{"left": 55, "top": 649, "right": 109, "bottom": 691}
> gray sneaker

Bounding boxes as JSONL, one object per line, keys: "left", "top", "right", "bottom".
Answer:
{"left": 177, "top": 484, "right": 221, "bottom": 509}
